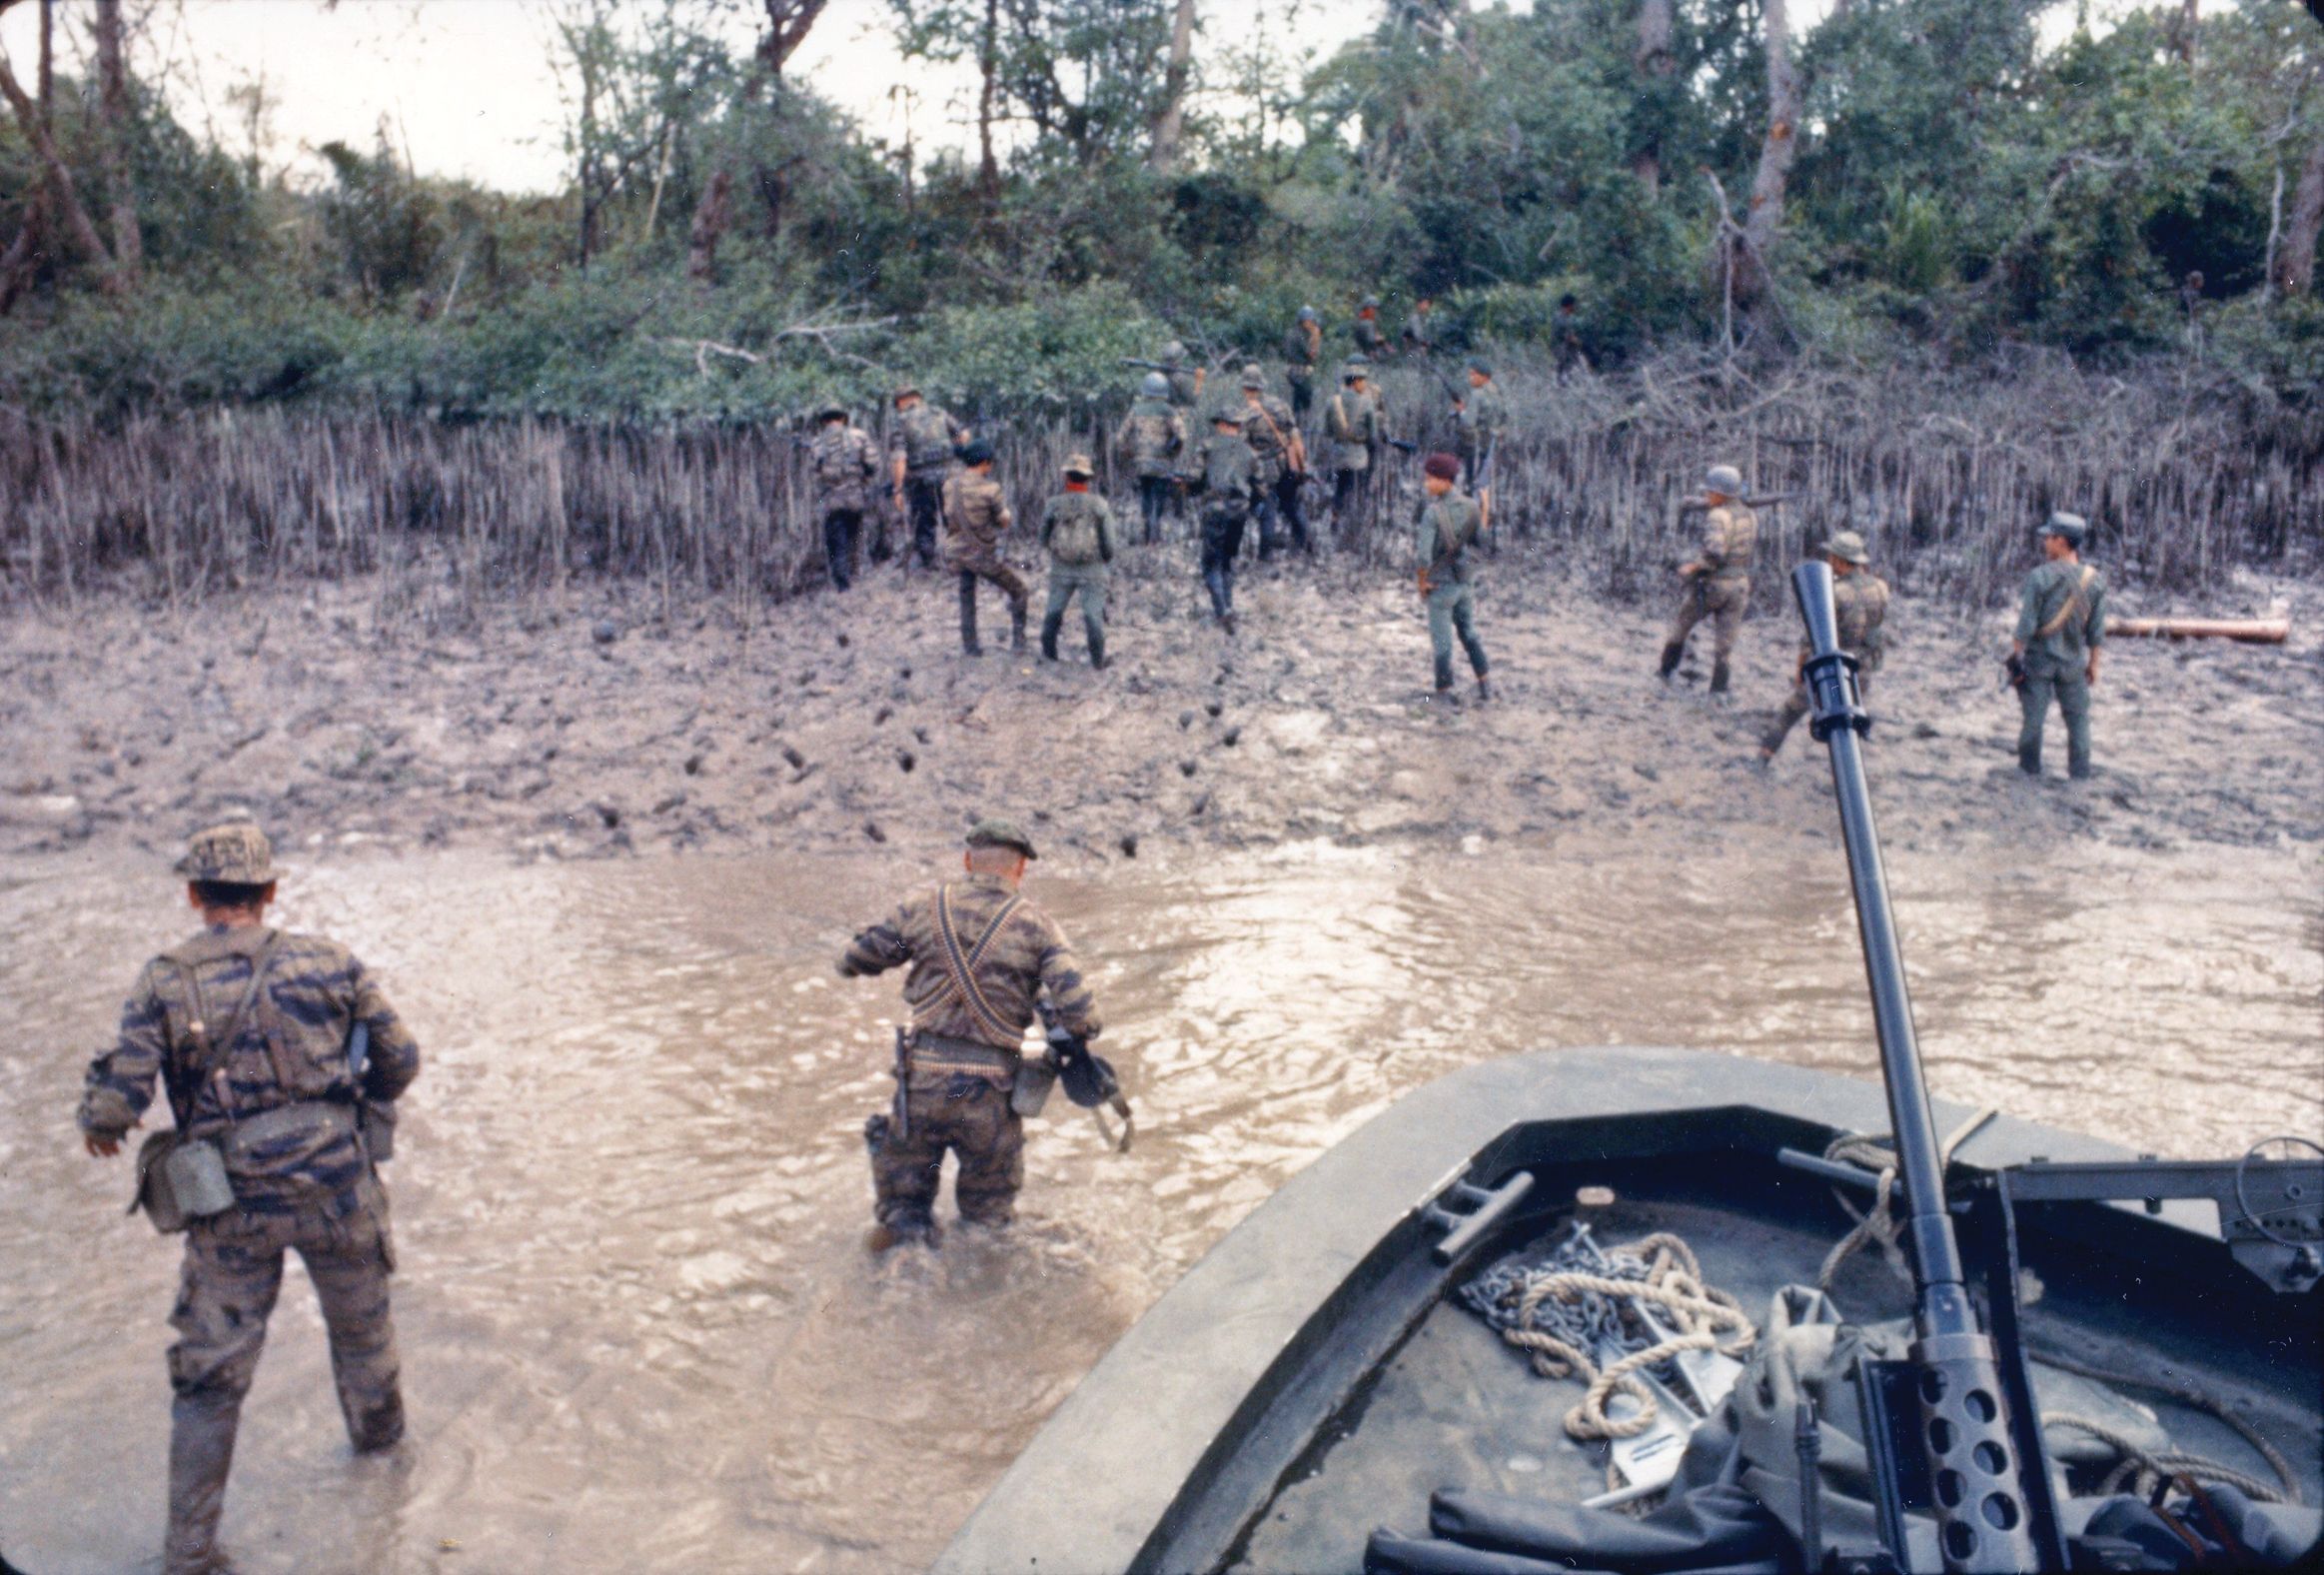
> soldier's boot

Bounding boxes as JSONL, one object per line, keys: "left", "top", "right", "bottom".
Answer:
{"left": 1658, "top": 643, "right": 1684, "bottom": 683}
{"left": 863, "top": 1217, "right": 940, "bottom": 1253}
{"left": 165, "top": 1391, "right": 242, "bottom": 1575}
{"left": 1009, "top": 602, "right": 1028, "bottom": 654}
{"left": 1475, "top": 675, "right": 1492, "bottom": 705}
{"left": 1040, "top": 612, "right": 1063, "bottom": 662}
{"left": 1710, "top": 660, "right": 1733, "bottom": 705}
{"left": 1434, "top": 653, "right": 1457, "bottom": 696}
{"left": 1088, "top": 629, "right": 1107, "bottom": 671}
{"left": 957, "top": 575, "right": 981, "bottom": 655}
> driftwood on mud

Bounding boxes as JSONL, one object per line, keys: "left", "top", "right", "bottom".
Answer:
{"left": 0, "top": 353, "right": 2316, "bottom": 624}
{"left": 2105, "top": 617, "right": 2290, "bottom": 643}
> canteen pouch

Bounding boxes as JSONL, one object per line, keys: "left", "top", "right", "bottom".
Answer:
{"left": 132, "top": 1131, "right": 236, "bottom": 1234}
{"left": 360, "top": 1098, "right": 397, "bottom": 1164}
{"left": 1010, "top": 1051, "right": 1059, "bottom": 1118}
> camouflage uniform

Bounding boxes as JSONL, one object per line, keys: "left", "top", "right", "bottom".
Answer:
{"left": 888, "top": 398, "right": 968, "bottom": 569}
{"left": 1353, "top": 309, "right": 1388, "bottom": 360}
{"left": 78, "top": 824, "right": 419, "bottom": 1575}
{"left": 1661, "top": 500, "right": 1758, "bottom": 696}
{"left": 1194, "top": 422, "right": 1259, "bottom": 628}
{"left": 1325, "top": 376, "right": 1385, "bottom": 528}
{"left": 1401, "top": 305, "right": 1435, "bottom": 356}
{"left": 837, "top": 826, "right": 1102, "bottom": 1234}
{"left": 1456, "top": 378, "right": 1507, "bottom": 497}
{"left": 1418, "top": 487, "right": 1491, "bottom": 693}
{"left": 1237, "top": 387, "right": 1301, "bottom": 559}
{"left": 1114, "top": 393, "right": 1186, "bottom": 545}
{"left": 1282, "top": 317, "right": 1323, "bottom": 420}
{"left": 2014, "top": 551, "right": 2106, "bottom": 779}
{"left": 1040, "top": 468, "right": 1117, "bottom": 668}
{"left": 810, "top": 418, "right": 882, "bottom": 590}
{"left": 1762, "top": 559, "right": 1889, "bottom": 757}
{"left": 942, "top": 463, "right": 1030, "bottom": 654}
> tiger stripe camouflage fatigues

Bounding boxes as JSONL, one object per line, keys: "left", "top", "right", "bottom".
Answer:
{"left": 1666, "top": 504, "right": 1758, "bottom": 662}
{"left": 839, "top": 874, "right": 1101, "bottom": 1226}
{"left": 1763, "top": 571, "right": 1889, "bottom": 755}
{"left": 889, "top": 402, "right": 968, "bottom": 568}
{"left": 80, "top": 924, "right": 419, "bottom": 1574}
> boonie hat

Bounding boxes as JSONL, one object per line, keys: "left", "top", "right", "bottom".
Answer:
{"left": 1062, "top": 452, "right": 1095, "bottom": 478}
{"left": 1212, "top": 409, "right": 1245, "bottom": 427}
{"left": 1423, "top": 452, "right": 1461, "bottom": 483}
{"left": 178, "top": 822, "right": 276, "bottom": 884}
{"left": 892, "top": 384, "right": 920, "bottom": 403}
{"left": 1705, "top": 464, "right": 1744, "bottom": 496}
{"left": 2039, "top": 512, "right": 2087, "bottom": 546}
{"left": 816, "top": 403, "right": 847, "bottom": 422}
{"left": 966, "top": 817, "right": 1038, "bottom": 860}
{"left": 1469, "top": 359, "right": 1493, "bottom": 377}
{"left": 1823, "top": 531, "right": 1870, "bottom": 566}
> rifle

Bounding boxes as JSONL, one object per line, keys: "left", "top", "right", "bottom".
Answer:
{"left": 347, "top": 1020, "right": 395, "bottom": 1163}
{"left": 1786, "top": 561, "right": 2054, "bottom": 1572}
{"left": 1035, "top": 1000, "right": 1133, "bottom": 1152}
{"left": 1678, "top": 492, "right": 1794, "bottom": 513}
{"left": 1120, "top": 358, "right": 1178, "bottom": 374}
{"left": 1381, "top": 437, "right": 1420, "bottom": 455}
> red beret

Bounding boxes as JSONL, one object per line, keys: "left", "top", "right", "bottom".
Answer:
{"left": 1423, "top": 452, "right": 1461, "bottom": 482}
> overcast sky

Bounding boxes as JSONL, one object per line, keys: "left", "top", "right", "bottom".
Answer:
{"left": 0, "top": 0, "right": 2173, "bottom": 195}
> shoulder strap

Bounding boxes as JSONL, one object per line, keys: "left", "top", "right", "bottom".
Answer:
{"left": 164, "top": 930, "right": 284, "bottom": 1126}
{"left": 933, "top": 884, "right": 1025, "bottom": 1045}
{"left": 2033, "top": 565, "right": 2097, "bottom": 640}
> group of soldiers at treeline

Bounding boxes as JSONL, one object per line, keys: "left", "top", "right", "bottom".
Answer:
{"left": 59, "top": 309, "right": 2106, "bottom": 1575}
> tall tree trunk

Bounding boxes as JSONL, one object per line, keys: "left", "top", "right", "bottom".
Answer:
{"left": 682, "top": 0, "right": 827, "bottom": 278}
{"left": 1632, "top": 0, "right": 1674, "bottom": 193}
{"left": 0, "top": 0, "right": 57, "bottom": 313}
{"left": 686, "top": 166, "right": 733, "bottom": 283}
{"left": 976, "top": 0, "right": 1001, "bottom": 204}
{"left": 1738, "top": 0, "right": 1798, "bottom": 308}
{"left": 2281, "top": 132, "right": 2324, "bottom": 298}
{"left": 0, "top": 45, "right": 124, "bottom": 294}
{"left": 1148, "top": 0, "right": 1196, "bottom": 175}
{"left": 2176, "top": 0, "right": 2198, "bottom": 64}
{"left": 92, "top": 0, "right": 142, "bottom": 282}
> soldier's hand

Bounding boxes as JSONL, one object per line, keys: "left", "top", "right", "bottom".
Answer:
{"left": 1678, "top": 561, "right": 1705, "bottom": 579}
{"left": 84, "top": 1125, "right": 133, "bottom": 1158}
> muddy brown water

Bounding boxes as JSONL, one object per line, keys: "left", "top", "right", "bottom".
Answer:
{"left": 2, "top": 839, "right": 2317, "bottom": 1573}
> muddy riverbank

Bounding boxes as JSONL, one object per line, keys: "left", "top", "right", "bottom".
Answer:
{"left": 3, "top": 551, "right": 2319, "bottom": 870}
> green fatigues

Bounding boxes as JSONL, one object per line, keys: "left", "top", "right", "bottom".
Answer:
{"left": 1457, "top": 383, "right": 1507, "bottom": 496}
{"left": 80, "top": 924, "right": 420, "bottom": 1575}
{"left": 1325, "top": 385, "right": 1385, "bottom": 526}
{"left": 1419, "top": 492, "right": 1490, "bottom": 690}
{"left": 1283, "top": 322, "right": 1322, "bottom": 419}
{"left": 1664, "top": 504, "right": 1758, "bottom": 690}
{"left": 1238, "top": 395, "right": 1299, "bottom": 558}
{"left": 810, "top": 424, "right": 882, "bottom": 588}
{"left": 1114, "top": 396, "right": 1186, "bottom": 544}
{"left": 839, "top": 874, "right": 1102, "bottom": 1227}
{"left": 1041, "top": 490, "right": 1117, "bottom": 665}
{"left": 889, "top": 403, "right": 968, "bottom": 568}
{"left": 942, "top": 471, "right": 1029, "bottom": 652}
{"left": 1762, "top": 571, "right": 1890, "bottom": 755}
{"left": 2014, "top": 558, "right": 2106, "bottom": 778}
{"left": 1196, "top": 432, "right": 1259, "bottom": 622}
{"left": 1353, "top": 315, "right": 1387, "bottom": 359}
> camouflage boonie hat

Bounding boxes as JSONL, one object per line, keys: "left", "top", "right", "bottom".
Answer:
{"left": 177, "top": 822, "right": 276, "bottom": 884}
{"left": 966, "top": 817, "right": 1038, "bottom": 860}
{"left": 2039, "top": 512, "right": 2087, "bottom": 546}
{"left": 1212, "top": 409, "right": 1246, "bottom": 427}
{"left": 816, "top": 402, "right": 847, "bottom": 422}
{"left": 892, "top": 384, "right": 921, "bottom": 403}
{"left": 1705, "top": 463, "right": 1744, "bottom": 496}
{"left": 1062, "top": 452, "right": 1095, "bottom": 478}
{"left": 1823, "top": 531, "right": 1870, "bottom": 565}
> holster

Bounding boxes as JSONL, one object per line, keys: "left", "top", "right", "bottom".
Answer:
{"left": 890, "top": 1025, "right": 913, "bottom": 1142}
{"left": 2003, "top": 652, "right": 2027, "bottom": 690}
{"left": 1010, "top": 1050, "right": 1060, "bottom": 1118}
{"left": 131, "top": 1131, "right": 236, "bottom": 1234}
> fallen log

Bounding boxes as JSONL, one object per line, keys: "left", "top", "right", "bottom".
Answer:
{"left": 2105, "top": 617, "right": 2289, "bottom": 644}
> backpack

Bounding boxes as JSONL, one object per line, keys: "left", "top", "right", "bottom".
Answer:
{"left": 1049, "top": 497, "right": 1105, "bottom": 566}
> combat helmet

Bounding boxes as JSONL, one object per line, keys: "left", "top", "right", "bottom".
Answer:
{"left": 1139, "top": 371, "right": 1170, "bottom": 400}
{"left": 1239, "top": 365, "right": 1265, "bottom": 391}
{"left": 1705, "top": 464, "right": 1744, "bottom": 498}
{"left": 1297, "top": 306, "right": 1318, "bottom": 324}
{"left": 2039, "top": 511, "right": 2088, "bottom": 546}
{"left": 1161, "top": 340, "right": 1187, "bottom": 365}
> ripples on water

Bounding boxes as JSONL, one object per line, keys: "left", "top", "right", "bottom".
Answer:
{"left": 0, "top": 839, "right": 2316, "bottom": 1571}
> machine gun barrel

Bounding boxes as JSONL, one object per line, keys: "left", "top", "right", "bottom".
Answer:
{"left": 1793, "top": 560, "right": 2046, "bottom": 1572}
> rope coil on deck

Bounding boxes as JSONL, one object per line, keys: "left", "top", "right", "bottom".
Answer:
{"left": 1472, "top": 1232, "right": 1756, "bottom": 1441}
{"left": 1815, "top": 1107, "right": 1997, "bottom": 1291}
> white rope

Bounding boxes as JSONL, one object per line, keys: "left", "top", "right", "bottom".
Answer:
{"left": 1815, "top": 1107, "right": 1998, "bottom": 1291}
{"left": 2046, "top": 1412, "right": 2287, "bottom": 1504}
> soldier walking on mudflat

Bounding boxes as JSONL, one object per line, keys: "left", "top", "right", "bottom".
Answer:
{"left": 889, "top": 384, "right": 970, "bottom": 572}
{"left": 942, "top": 440, "right": 1030, "bottom": 656}
{"left": 1658, "top": 463, "right": 1758, "bottom": 704}
{"left": 838, "top": 819, "right": 1104, "bottom": 1251}
{"left": 1192, "top": 409, "right": 1259, "bottom": 635}
{"left": 1453, "top": 360, "right": 1507, "bottom": 535}
{"left": 1282, "top": 306, "right": 1323, "bottom": 422}
{"left": 1760, "top": 532, "right": 1888, "bottom": 762}
{"left": 1415, "top": 453, "right": 1491, "bottom": 706}
{"left": 78, "top": 823, "right": 419, "bottom": 1575}
{"left": 1234, "top": 366, "right": 1305, "bottom": 563}
{"left": 2011, "top": 512, "right": 2106, "bottom": 780}
{"left": 1039, "top": 453, "right": 1116, "bottom": 669}
{"left": 1325, "top": 362, "right": 1385, "bottom": 538}
{"left": 1115, "top": 372, "right": 1185, "bottom": 546}
{"left": 809, "top": 402, "right": 881, "bottom": 591}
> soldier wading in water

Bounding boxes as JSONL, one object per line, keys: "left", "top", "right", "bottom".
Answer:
{"left": 78, "top": 823, "right": 420, "bottom": 1575}
{"left": 838, "top": 819, "right": 1105, "bottom": 1251}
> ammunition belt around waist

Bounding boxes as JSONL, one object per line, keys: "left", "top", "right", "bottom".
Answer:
{"left": 908, "top": 1031, "right": 1021, "bottom": 1078}
{"left": 220, "top": 1098, "right": 360, "bottom": 1172}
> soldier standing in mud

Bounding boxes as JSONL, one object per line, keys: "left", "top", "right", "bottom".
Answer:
{"left": 1401, "top": 296, "right": 1437, "bottom": 357}
{"left": 1325, "top": 361, "right": 1385, "bottom": 537}
{"left": 1039, "top": 452, "right": 1116, "bottom": 669}
{"left": 1192, "top": 409, "right": 1259, "bottom": 635}
{"left": 2011, "top": 512, "right": 2106, "bottom": 780}
{"left": 1416, "top": 453, "right": 1492, "bottom": 706}
{"left": 1234, "top": 366, "right": 1306, "bottom": 562}
{"left": 1159, "top": 340, "right": 1205, "bottom": 416}
{"left": 838, "top": 818, "right": 1104, "bottom": 1251}
{"left": 888, "top": 385, "right": 970, "bottom": 571}
{"left": 1114, "top": 372, "right": 1186, "bottom": 545}
{"left": 1657, "top": 463, "right": 1757, "bottom": 704}
{"left": 1353, "top": 297, "right": 1389, "bottom": 360}
{"left": 942, "top": 440, "right": 1030, "bottom": 655}
{"left": 77, "top": 823, "right": 419, "bottom": 1575}
{"left": 1283, "top": 306, "right": 1323, "bottom": 422}
{"left": 810, "top": 403, "right": 882, "bottom": 591}
{"left": 1759, "top": 531, "right": 1887, "bottom": 762}
{"left": 1453, "top": 360, "right": 1507, "bottom": 534}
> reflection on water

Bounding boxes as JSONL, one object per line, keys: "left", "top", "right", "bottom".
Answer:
{"left": 1, "top": 838, "right": 2316, "bottom": 1572}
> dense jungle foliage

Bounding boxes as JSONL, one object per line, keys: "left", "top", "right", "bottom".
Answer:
{"left": 0, "top": 0, "right": 2319, "bottom": 422}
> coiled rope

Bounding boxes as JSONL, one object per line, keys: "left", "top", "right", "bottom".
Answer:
{"left": 1814, "top": 1107, "right": 1997, "bottom": 1291}
{"left": 1469, "top": 1231, "right": 1756, "bottom": 1441}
